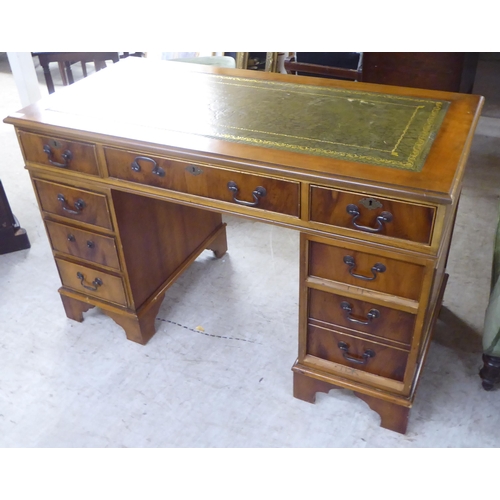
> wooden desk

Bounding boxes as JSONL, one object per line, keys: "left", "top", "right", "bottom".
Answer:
{"left": 4, "top": 58, "right": 483, "bottom": 434}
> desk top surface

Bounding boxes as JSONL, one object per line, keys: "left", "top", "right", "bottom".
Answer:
{"left": 5, "top": 57, "right": 484, "bottom": 202}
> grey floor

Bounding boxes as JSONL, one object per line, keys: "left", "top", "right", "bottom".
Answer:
{"left": 1, "top": 53, "right": 500, "bottom": 447}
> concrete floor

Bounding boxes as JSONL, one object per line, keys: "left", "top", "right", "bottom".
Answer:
{"left": 1, "top": 53, "right": 500, "bottom": 447}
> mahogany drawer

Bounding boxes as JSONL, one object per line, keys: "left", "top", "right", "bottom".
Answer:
{"left": 310, "top": 186, "right": 435, "bottom": 244}
{"left": 46, "top": 220, "right": 120, "bottom": 270}
{"left": 18, "top": 131, "right": 99, "bottom": 176}
{"left": 307, "top": 324, "right": 409, "bottom": 382}
{"left": 308, "top": 240, "right": 424, "bottom": 301}
{"left": 104, "top": 147, "right": 300, "bottom": 217}
{"left": 308, "top": 288, "right": 415, "bottom": 346}
{"left": 55, "top": 258, "right": 127, "bottom": 306}
{"left": 33, "top": 179, "right": 113, "bottom": 230}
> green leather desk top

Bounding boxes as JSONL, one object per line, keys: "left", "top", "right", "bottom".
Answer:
{"left": 180, "top": 74, "right": 450, "bottom": 172}
{"left": 44, "top": 69, "right": 449, "bottom": 173}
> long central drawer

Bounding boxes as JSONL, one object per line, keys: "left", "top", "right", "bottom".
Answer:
{"left": 104, "top": 147, "right": 300, "bottom": 217}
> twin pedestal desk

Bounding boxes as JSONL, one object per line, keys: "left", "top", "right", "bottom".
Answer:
{"left": 5, "top": 58, "right": 483, "bottom": 433}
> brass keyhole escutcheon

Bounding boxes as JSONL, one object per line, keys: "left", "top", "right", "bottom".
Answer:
{"left": 359, "top": 197, "right": 383, "bottom": 210}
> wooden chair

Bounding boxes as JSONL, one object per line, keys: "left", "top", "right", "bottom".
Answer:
{"left": 33, "top": 52, "right": 121, "bottom": 94}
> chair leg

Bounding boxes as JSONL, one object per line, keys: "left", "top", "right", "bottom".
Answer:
{"left": 41, "top": 61, "right": 55, "bottom": 94}
{"left": 57, "top": 62, "right": 68, "bottom": 86}
{"left": 94, "top": 60, "right": 107, "bottom": 71}
{"left": 64, "top": 61, "right": 74, "bottom": 85}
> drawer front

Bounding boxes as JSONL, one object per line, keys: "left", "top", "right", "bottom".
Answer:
{"left": 310, "top": 186, "right": 435, "bottom": 244}
{"left": 308, "top": 288, "right": 415, "bottom": 346}
{"left": 19, "top": 131, "right": 99, "bottom": 176}
{"left": 46, "top": 221, "right": 120, "bottom": 270}
{"left": 33, "top": 179, "right": 113, "bottom": 230}
{"left": 308, "top": 240, "right": 424, "bottom": 301}
{"left": 55, "top": 258, "right": 127, "bottom": 306}
{"left": 307, "top": 324, "right": 409, "bottom": 382}
{"left": 104, "top": 148, "right": 300, "bottom": 217}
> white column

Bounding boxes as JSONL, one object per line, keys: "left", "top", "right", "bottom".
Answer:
{"left": 7, "top": 52, "right": 42, "bottom": 107}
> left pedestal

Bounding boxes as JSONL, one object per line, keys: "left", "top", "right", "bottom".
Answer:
{"left": 31, "top": 174, "right": 227, "bottom": 345}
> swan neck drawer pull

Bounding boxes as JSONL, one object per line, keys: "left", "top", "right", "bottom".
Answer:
{"left": 338, "top": 341, "right": 375, "bottom": 365}
{"left": 131, "top": 156, "right": 165, "bottom": 177}
{"left": 76, "top": 272, "right": 103, "bottom": 291}
{"left": 57, "top": 194, "right": 86, "bottom": 215}
{"left": 340, "top": 301, "right": 380, "bottom": 325}
{"left": 43, "top": 144, "right": 73, "bottom": 168}
{"left": 227, "top": 181, "right": 267, "bottom": 207}
{"left": 346, "top": 203, "right": 393, "bottom": 233}
{"left": 343, "top": 255, "right": 386, "bottom": 281}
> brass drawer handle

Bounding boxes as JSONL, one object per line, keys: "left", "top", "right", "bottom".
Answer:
{"left": 338, "top": 341, "right": 375, "bottom": 365}
{"left": 76, "top": 272, "right": 103, "bottom": 291}
{"left": 43, "top": 144, "right": 73, "bottom": 168}
{"left": 131, "top": 156, "right": 165, "bottom": 177}
{"left": 57, "top": 194, "right": 86, "bottom": 215}
{"left": 346, "top": 204, "right": 393, "bottom": 233}
{"left": 227, "top": 181, "right": 267, "bottom": 207}
{"left": 340, "top": 301, "right": 380, "bottom": 325}
{"left": 343, "top": 255, "right": 386, "bottom": 281}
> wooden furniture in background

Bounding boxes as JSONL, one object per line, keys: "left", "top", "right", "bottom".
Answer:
{"left": 225, "top": 52, "right": 279, "bottom": 72}
{"left": 285, "top": 52, "right": 362, "bottom": 80}
{"left": 4, "top": 58, "right": 483, "bottom": 433}
{"left": 0, "top": 180, "right": 30, "bottom": 255}
{"left": 33, "top": 52, "right": 121, "bottom": 94}
{"left": 285, "top": 52, "right": 479, "bottom": 92}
